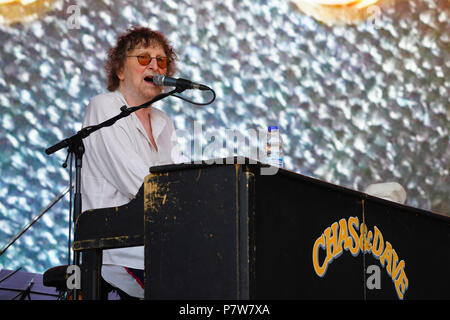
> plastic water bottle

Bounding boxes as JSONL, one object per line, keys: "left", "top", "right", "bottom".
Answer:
{"left": 265, "top": 126, "right": 284, "bottom": 168}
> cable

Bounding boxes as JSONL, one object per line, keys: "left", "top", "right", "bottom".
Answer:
{"left": 171, "top": 87, "right": 216, "bottom": 106}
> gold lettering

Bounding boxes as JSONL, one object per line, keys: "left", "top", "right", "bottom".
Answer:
{"left": 335, "top": 219, "right": 348, "bottom": 257}
{"left": 371, "top": 226, "right": 384, "bottom": 258}
{"left": 394, "top": 266, "right": 408, "bottom": 300}
{"left": 390, "top": 249, "right": 405, "bottom": 281}
{"left": 359, "top": 223, "right": 373, "bottom": 252}
{"left": 312, "top": 234, "right": 329, "bottom": 277}
{"left": 312, "top": 219, "right": 408, "bottom": 300}
{"left": 346, "top": 216, "right": 360, "bottom": 255}
{"left": 379, "top": 241, "right": 393, "bottom": 276}
{"left": 324, "top": 222, "right": 339, "bottom": 261}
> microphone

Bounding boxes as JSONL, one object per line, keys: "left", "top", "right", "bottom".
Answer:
{"left": 152, "top": 74, "right": 209, "bottom": 91}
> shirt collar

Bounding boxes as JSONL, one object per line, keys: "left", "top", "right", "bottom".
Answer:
{"left": 148, "top": 107, "right": 167, "bottom": 141}
{"left": 114, "top": 90, "right": 167, "bottom": 142}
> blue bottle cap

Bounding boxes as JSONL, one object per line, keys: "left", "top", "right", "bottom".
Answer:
{"left": 268, "top": 126, "right": 278, "bottom": 132}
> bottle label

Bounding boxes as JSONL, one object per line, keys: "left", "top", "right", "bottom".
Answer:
{"left": 265, "top": 127, "right": 284, "bottom": 168}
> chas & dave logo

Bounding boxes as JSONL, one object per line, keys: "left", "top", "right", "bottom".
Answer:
{"left": 312, "top": 216, "right": 408, "bottom": 299}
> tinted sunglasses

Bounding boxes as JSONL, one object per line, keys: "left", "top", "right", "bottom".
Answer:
{"left": 127, "top": 54, "right": 168, "bottom": 69}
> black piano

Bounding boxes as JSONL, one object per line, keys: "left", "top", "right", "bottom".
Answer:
{"left": 73, "top": 157, "right": 450, "bottom": 300}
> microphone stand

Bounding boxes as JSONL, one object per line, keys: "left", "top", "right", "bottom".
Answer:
{"left": 0, "top": 186, "right": 72, "bottom": 258}
{"left": 45, "top": 87, "right": 183, "bottom": 300}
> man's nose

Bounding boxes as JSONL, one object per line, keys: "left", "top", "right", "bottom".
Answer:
{"left": 147, "top": 57, "right": 159, "bottom": 69}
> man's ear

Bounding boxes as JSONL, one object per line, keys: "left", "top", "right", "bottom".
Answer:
{"left": 116, "top": 67, "right": 124, "bottom": 81}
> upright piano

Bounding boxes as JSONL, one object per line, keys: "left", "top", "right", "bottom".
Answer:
{"left": 73, "top": 157, "right": 450, "bottom": 300}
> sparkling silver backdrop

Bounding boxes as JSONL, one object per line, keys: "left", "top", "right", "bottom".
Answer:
{"left": 0, "top": 0, "right": 448, "bottom": 273}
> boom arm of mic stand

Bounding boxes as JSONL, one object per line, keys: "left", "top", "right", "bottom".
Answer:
{"left": 45, "top": 89, "right": 179, "bottom": 155}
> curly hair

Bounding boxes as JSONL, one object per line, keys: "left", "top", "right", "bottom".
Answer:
{"left": 105, "top": 26, "right": 178, "bottom": 92}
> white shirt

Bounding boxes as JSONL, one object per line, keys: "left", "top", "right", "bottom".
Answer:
{"left": 80, "top": 90, "right": 186, "bottom": 296}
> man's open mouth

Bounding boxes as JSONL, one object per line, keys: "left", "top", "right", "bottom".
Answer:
{"left": 144, "top": 76, "right": 153, "bottom": 83}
